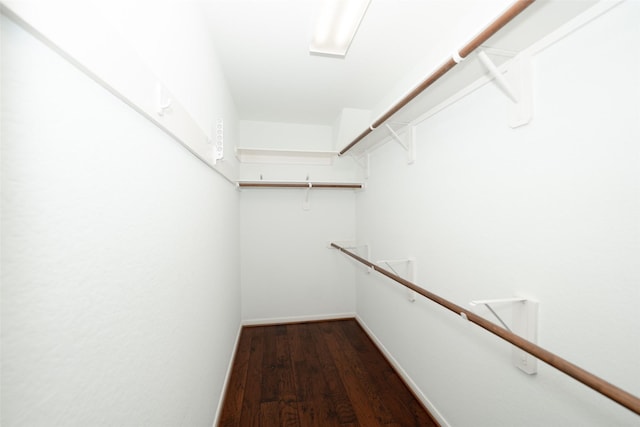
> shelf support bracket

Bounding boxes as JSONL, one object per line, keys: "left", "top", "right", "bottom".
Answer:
{"left": 478, "top": 50, "right": 532, "bottom": 128}
{"left": 478, "top": 50, "right": 518, "bottom": 103}
{"left": 352, "top": 153, "right": 370, "bottom": 180}
{"left": 385, "top": 124, "right": 416, "bottom": 164}
{"left": 377, "top": 257, "right": 416, "bottom": 302}
{"left": 329, "top": 242, "right": 371, "bottom": 274}
{"left": 469, "top": 297, "right": 539, "bottom": 374}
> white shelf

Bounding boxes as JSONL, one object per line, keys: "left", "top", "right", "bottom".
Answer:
{"left": 235, "top": 148, "right": 338, "bottom": 165}
{"left": 237, "top": 181, "right": 364, "bottom": 189}
{"left": 339, "top": 0, "right": 600, "bottom": 156}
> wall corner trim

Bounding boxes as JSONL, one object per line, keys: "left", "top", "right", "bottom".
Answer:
{"left": 211, "top": 322, "right": 244, "bottom": 427}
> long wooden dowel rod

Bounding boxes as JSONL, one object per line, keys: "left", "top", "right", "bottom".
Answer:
{"left": 330, "top": 243, "right": 640, "bottom": 415}
{"left": 238, "top": 182, "right": 363, "bottom": 189}
{"left": 338, "top": 0, "right": 535, "bottom": 156}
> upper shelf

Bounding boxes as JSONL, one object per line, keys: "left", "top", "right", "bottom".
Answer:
{"left": 235, "top": 147, "right": 338, "bottom": 165}
{"left": 340, "top": 0, "right": 600, "bottom": 156}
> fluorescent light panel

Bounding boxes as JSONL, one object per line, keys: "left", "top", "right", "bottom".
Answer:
{"left": 310, "top": 0, "right": 371, "bottom": 57}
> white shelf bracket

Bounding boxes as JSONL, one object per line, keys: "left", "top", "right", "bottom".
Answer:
{"left": 355, "top": 244, "right": 372, "bottom": 274}
{"left": 331, "top": 242, "right": 371, "bottom": 274}
{"left": 377, "top": 257, "right": 416, "bottom": 302}
{"left": 507, "top": 53, "right": 533, "bottom": 128}
{"left": 385, "top": 124, "right": 416, "bottom": 164}
{"left": 352, "top": 152, "right": 370, "bottom": 179}
{"left": 469, "top": 297, "right": 539, "bottom": 374}
{"left": 478, "top": 50, "right": 519, "bottom": 103}
{"left": 477, "top": 50, "right": 532, "bottom": 128}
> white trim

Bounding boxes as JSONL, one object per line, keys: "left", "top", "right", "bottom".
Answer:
{"left": 355, "top": 315, "right": 451, "bottom": 427}
{"left": 242, "top": 312, "right": 356, "bottom": 326}
{"left": 211, "top": 322, "right": 244, "bottom": 427}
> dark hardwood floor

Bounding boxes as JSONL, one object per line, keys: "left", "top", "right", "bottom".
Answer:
{"left": 218, "top": 319, "right": 439, "bottom": 426}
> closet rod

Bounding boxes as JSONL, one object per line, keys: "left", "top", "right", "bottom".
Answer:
{"left": 330, "top": 243, "right": 640, "bottom": 416}
{"left": 338, "top": 0, "right": 535, "bottom": 156}
{"left": 238, "top": 182, "right": 363, "bottom": 189}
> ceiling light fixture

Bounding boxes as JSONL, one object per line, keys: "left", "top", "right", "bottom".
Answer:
{"left": 310, "top": 0, "right": 371, "bottom": 57}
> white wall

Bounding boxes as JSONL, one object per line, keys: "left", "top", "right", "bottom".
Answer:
{"left": 240, "top": 188, "right": 356, "bottom": 323}
{"left": 354, "top": 2, "right": 639, "bottom": 426}
{"left": 240, "top": 120, "right": 333, "bottom": 152}
{"left": 93, "top": 0, "right": 240, "bottom": 166}
{"left": 1, "top": 10, "right": 240, "bottom": 427}
{"left": 238, "top": 120, "right": 358, "bottom": 324}
{"left": 0, "top": 0, "right": 239, "bottom": 179}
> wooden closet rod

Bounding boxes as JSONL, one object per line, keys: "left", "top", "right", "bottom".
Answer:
{"left": 238, "top": 182, "right": 363, "bottom": 189}
{"left": 330, "top": 243, "right": 640, "bottom": 415}
{"left": 338, "top": 0, "right": 536, "bottom": 156}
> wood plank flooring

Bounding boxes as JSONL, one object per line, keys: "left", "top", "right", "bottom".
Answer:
{"left": 218, "top": 319, "right": 439, "bottom": 427}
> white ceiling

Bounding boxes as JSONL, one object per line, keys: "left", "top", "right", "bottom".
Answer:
{"left": 203, "top": 0, "right": 517, "bottom": 126}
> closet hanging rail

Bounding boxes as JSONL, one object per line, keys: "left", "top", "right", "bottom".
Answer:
{"left": 330, "top": 243, "right": 640, "bottom": 416}
{"left": 338, "top": 0, "right": 535, "bottom": 156}
{"left": 238, "top": 182, "right": 363, "bottom": 189}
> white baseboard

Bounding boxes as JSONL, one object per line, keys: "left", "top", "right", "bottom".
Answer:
{"left": 211, "top": 322, "right": 243, "bottom": 427}
{"left": 242, "top": 312, "right": 356, "bottom": 326}
{"left": 355, "top": 315, "right": 450, "bottom": 427}
{"left": 212, "top": 313, "right": 354, "bottom": 424}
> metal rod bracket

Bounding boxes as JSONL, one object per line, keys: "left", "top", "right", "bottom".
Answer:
{"left": 377, "top": 257, "right": 416, "bottom": 302}
{"left": 330, "top": 242, "right": 640, "bottom": 414}
{"left": 385, "top": 124, "right": 416, "bottom": 164}
{"left": 477, "top": 50, "right": 532, "bottom": 128}
{"left": 470, "top": 297, "right": 539, "bottom": 374}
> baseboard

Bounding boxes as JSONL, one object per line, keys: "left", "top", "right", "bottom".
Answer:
{"left": 213, "top": 313, "right": 354, "bottom": 426}
{"left": 355, "top": 315, "right": 450, "bottom": 427}
{"left": 242, "top": 312, "right": 356, "bottom": 326}
{"left": 211, "top": 322, "right": 243, "bottom": 427}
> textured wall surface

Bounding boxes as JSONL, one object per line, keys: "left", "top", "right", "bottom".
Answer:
{"left": 240, "top": 188, "right": 356, "bottom": 323}
{"left": 1, "top": 15, "right": 240, "bottom": 427}
{"left": 354, "top": 2, "right": 640, "bottom": 426}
